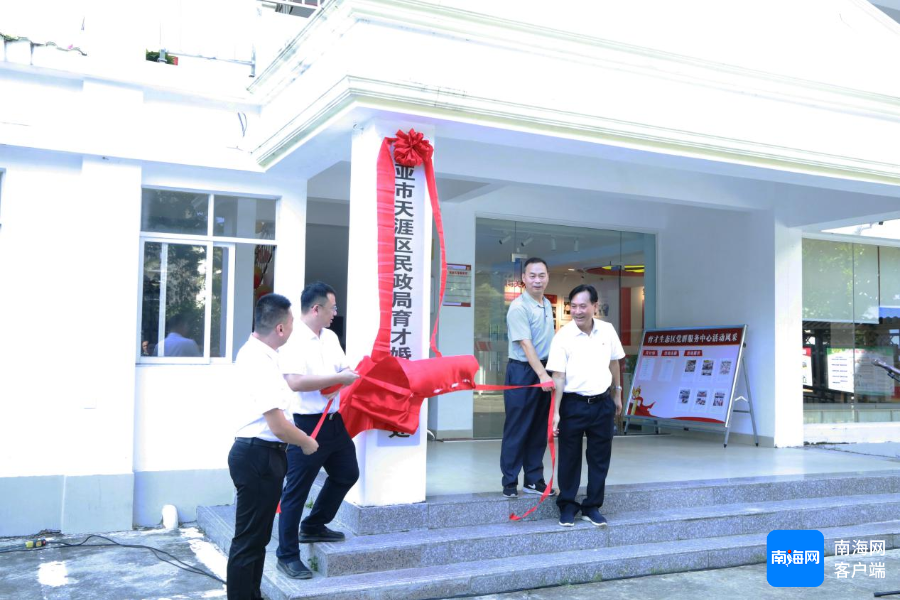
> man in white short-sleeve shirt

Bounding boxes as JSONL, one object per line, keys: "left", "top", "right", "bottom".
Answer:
{"left": 546, "top": 284, "right": 625, "bottom": 529}
{"left": 227, "top": 294, "right": 318, "bottom": 600}
{"left": 275, "top": 281, "right": 359, "bottom": 580}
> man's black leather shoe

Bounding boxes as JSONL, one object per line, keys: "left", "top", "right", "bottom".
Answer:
{"left": 299, "top": 526, "right": 346, "bottom": 543}
{"left": 277, "top": 559, "right": 313, "bottom": 580}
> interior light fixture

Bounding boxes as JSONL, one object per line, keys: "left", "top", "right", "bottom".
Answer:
{"left": 550, "top": 237, "right": 557, "bottom": 250}
{"left": 597, "top": 264, "right": 645, "bottom": 274}
{"left": 499, "top": 235, "right": 512, "bottom": 245}
{"left": 520, "top": 236, "right": 534, "bottom": 247}
{"left": 574, "top": 239, "right": 580, "bottom": 252}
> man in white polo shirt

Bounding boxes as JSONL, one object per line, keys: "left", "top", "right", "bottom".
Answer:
{"left": 547, "top": 284, "right": 625, "bottom": 528}
{"left": 275, "top": 281, "right": 359, "bottom": 580}
{"left": 228, "top": 293, "right": 319, "bottom": 600}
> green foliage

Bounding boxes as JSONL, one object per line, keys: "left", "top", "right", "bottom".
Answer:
{"left": 145, "top": 50, "right": 177, "bottom": 65}
{"left": 802, "top": 239, "right": 880, "bottom": 322}
{"left": 623, "top": 353, "right": 638, "bottom": 375}
{"left": 141, "top": 242, "right": 207, "bottom": 353}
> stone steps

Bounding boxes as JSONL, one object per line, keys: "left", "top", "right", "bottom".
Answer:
{"left": 320, "top": 470, "right": 900, "bottom": 534}
{"left": 262, "top": 520, "right": 900, "bottom": 600}
{"left": 199, "top": 491, "right": 900, "bottom": 578}
{"left": 310, "top": 492, "right": 900, "bottom": 577}
{"left": 196, "top": 470, "right": 900, "bottom": 600}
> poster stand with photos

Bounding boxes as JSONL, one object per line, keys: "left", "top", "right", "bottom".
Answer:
{"left": 623, "top": 325, "right": 758, "bottom": 447}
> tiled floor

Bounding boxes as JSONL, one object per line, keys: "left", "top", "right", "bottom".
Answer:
{"left": 425, "top": 434, "right": 900, "bottom": 496}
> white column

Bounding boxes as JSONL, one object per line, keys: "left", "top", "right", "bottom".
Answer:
{"left": 64, "top": 155, "right": 142, "bottom": 532}
{"left": 772, "top": 210, "right": 804, "bottom": 447}
{"left": 274, "top": 187, "right": 307, "bottom": 307}
{"left": 345, "top": 119, "right": 434, "bottom": 506}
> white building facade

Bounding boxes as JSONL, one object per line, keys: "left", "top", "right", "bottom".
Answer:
{"left": 2, "top": 0, "right": 900, "bottom": 535}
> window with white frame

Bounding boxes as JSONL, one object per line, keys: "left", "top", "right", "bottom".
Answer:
{"left": 139, "top": 188, "right": 277, "bottom": 362}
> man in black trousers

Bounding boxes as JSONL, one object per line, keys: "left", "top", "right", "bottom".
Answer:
{"left": 501, "top": 257, "right": 556, "bottom": 498}
{"left": 276, "top": 282, "right": 359, "bottom": 579}
{"left": 547, "top": 284, "right": 626, "bottom": 528}
{"left": 227, "top": 294, "right": 319, "bottom": 600}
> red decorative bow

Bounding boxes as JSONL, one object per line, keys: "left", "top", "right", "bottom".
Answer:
{"left": 392, "top": 128, "right": 434, "bottom": 167}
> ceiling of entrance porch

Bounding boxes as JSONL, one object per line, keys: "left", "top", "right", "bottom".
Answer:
{"left": 307, "top": 160, "right": 495, "bottom": 206}
{"left": 297, "top": 125, "right": 900, "bottom": 233}
{"left": 474, "top": 218, "right": 648, "bottom": 276}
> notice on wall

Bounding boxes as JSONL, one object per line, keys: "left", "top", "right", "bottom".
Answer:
{"left": 443, "top": 263, "right": 472, "bottom": 307}
{"left": 626, "top": 326, "right": 746, "bottom": 425}
{"left": 826, "top": 349, "right": 853, "bottom": 393}
{"left": 826, "top": 347, "right": 894, "bottom": 396}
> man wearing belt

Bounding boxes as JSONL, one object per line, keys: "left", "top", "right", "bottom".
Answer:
{"left": 547, "top": 284, "right": 625, "bottom": 528}
{"left": 501, "top": 256, "right": 556, "bottom": 498}
{"left": 228, "top": 293, "right": 319, "bottom": 600}
{"left": 276, "top": 281, "right": 359, "bottom": 580}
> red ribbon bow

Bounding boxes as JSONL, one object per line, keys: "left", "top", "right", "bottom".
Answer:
{"left": 392, "top": 128, "right": 434, "bottom": 167}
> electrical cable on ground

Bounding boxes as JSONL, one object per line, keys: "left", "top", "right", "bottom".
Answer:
{"left": 0, "top": 534, "right": 226, "bottom": 585}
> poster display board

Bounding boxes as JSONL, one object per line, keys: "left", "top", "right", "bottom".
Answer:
{"left": 626, "top": 325, "right": 747, "bottom": 426}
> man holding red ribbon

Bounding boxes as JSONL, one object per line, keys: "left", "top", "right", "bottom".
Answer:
{"left": 275, "top": 282, "right": 359, "bottom": 580}
{"left": 501, "top": 257, "right": 557, "bottom": 499}
{"left": 548, "top": 284, "right": 625, "bottom": 528}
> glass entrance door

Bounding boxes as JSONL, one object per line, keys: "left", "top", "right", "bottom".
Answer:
{"left": 473, "top": 219, "right": 655, "bottom": 438}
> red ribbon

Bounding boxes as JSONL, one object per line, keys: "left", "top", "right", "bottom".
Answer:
{"left": 309, "top": 130, "right": 555, "bottom": 520}
{"left": 510, "top": 391, "right": 556, "bottom": 521}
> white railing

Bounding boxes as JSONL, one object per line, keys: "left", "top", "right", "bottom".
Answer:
{"left": 0, "top": 0, "right": 87, "bottom": 54}
{"left": 0, "top": 0, "right": 325, "bottom": 80}
{"left": 146, "top": 0, "right": 326, "bottom": 77}
{"left": 263, "top": 0, "right": 323, "bottom": 15}
{"left": 145, "top": 0, "right": 257, "bottom": 68}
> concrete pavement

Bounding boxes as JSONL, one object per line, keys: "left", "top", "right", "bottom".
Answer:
{"left": 0, "top": 527, "right": 227, "bottom": 599}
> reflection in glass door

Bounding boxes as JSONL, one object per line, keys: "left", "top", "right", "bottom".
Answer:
{"left": 473, "top": 219, "right": 656, "bottom": 438}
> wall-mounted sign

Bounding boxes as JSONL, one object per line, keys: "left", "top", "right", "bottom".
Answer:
{"left": 443, "top": 263, "right": 472, "bottom": 307}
